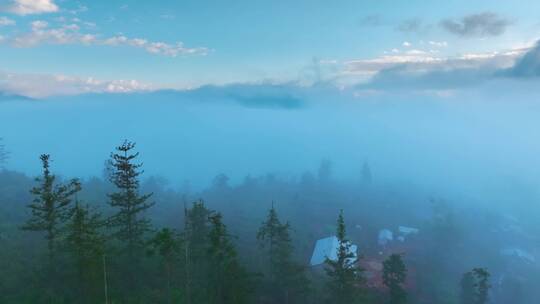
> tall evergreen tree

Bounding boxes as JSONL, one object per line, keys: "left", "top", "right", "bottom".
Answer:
{"left": 362, "top": 161, "right": 372, "bottom": 184}
{"left": 257, "top": 204, "right": 309, "bottom": 303}
{"left": 460, "top": 271, "right": 476, "bottom": 304}
{"left": 65, "top": 202, "right": 105, "bottom": 303}
{"left": 473, "top": 268, "right": 490, "bottom": 304}
{"left": 382, "top": 253, "right": 407, "bottom": 304}
{"left": 148, "top": 228, "right": 182, "bottom": 304}
{"left": 325, "top": 210, "right": 364, "bottom": 304}
{"left": 184, "top": 200, "right": 214, "bottom": 303}
{"left": 460, "top": 268, "right": 491, "bottom": 304}
{"left": 0, "top": 137, "right": 8, "bottom": 170}
{"left": 22, "top": 154, "right": 81, "bottom": 264}
{"left": 21, "top": 154, "right": 81, "bottom": 300}
{"left": 207, "top": 212, "right": 252, "bottom": 304}
{"left": 107, "top": 140, "right": 154, "bottom": 293}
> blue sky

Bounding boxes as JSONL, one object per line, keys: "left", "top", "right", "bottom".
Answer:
{"left": 0, "top": 0, "right": 540, "bottom": 97}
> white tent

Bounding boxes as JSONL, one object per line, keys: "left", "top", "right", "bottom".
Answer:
{"left": 310, "top": 236, "right": 358, "bottom": 266}
{"left": 378, "top": 229, "right": 393, "bottom": 246}
{"left": 397, "top": 226, "right": 419, "bottom": 242}
{"left": 398, "top": 226, "right": 419, "bottom": 236}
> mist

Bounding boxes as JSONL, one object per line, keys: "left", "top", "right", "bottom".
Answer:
{"left": 2, "top": 81, "right": 540, "bottom": 204}
{"left": 3, "top": 36, "right": 540, "bottom": 304}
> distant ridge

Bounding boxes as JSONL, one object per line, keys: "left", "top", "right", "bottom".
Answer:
{"left": 0, "top": 92, "right": 33, "bottom": 102}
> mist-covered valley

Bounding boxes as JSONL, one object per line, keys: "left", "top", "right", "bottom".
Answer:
{"left": 3, "top": 1, "right": 540, "bottom": 303}
{"left": 2, "top": 79, "right": 540, "bottom": 303}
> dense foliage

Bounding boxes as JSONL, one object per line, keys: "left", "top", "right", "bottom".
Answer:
{"left": 2, "top": 140, "right": 537, "bottom": 304}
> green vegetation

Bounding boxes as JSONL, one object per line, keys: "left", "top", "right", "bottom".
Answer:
{"left": 0, "top": 140, "right": 508, "bottom": 303}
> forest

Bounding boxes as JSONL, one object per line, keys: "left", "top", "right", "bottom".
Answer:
{"left": 1, "top": 137, "right": 537, "bottom": 304}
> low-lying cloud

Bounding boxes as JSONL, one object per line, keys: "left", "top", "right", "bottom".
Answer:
{"left": 502, "top": 41, "right": 540, "bottom": 78}
{"left": 0, "top": 71, "right": 153, "bottom": 98}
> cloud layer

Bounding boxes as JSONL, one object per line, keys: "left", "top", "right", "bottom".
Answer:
{"left": 0, "top": 71, "right": 153, "bottom": 98}
{"left": 4, "top": 20, "right": 209, "bottom": 57}
{"left": 349, "top": 42, "right": 540, "bottom": 94}
{"left": 503, "top": 41, "right": 540, "bottom": 78}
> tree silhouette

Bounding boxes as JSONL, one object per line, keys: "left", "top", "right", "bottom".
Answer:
{"left": 383, "top": 253, "right": 407, "bottom": 304}
{"left": 107, "top": 140, "right": 154, "bottom": 294}
{"left": 325, "top": 210, "right": 365, "bottom": 304}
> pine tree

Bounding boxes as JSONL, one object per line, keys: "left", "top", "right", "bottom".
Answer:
{"left": 460, "top": 271, "right": 476, "bottom": 304}
{"left": 107, "top": 140, "right": 154, "bottom": 293}
{"left": 65, "top": 202, "right": 105, "bottom": 303}
{"left": 0, "top": 137, "right": 8, "bottom": 170}
{"left": 325, "top": 210, "right": 364, "bottom": 304}
{"left": 362, "top": 162, "right": 372, "bottom": 184}
{"left": 257, "top": 204, "right": 309, "bottom": 303}
{"left": 22, "top": 154, "right": 81, "bottom": 265}
{"left": 460, "top": 268, "right": 491, "bottom": 304}
{"left": 21, "top": 154, "right": 81, "bottom": 300}
{"left": 207, "top": 212, "right": 252, "bottom": 304}
{"left": 184, "top": 200, "right": 214, "bottom": 303}
{"left": 148, "top": 228, "right": 181, "bottom": 304}
{"left": 473, "top": 268, "right": 490, "bottom": 304}
{"left": 382, "top": 253, "right": 407, "bottom": 304}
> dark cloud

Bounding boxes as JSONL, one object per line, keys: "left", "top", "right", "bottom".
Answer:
{"left": 358, "top": 15, "right": 383, "bottom": 27}
{"left": 0, "top": 92, "right": 32, "bottom": 102}
{"left": 355, "top": 41, "right": 540, "bottom": 91}
{"left": 61, "top": 84, "right": 308, "bottom": 110}
{"left": 186, "top": 84, "right": 307, "bottom": 110}
{"left": 359, "top": 65, "right": 496, "bottom": 92}
{"left": 396, "top": 18, "right": 424, "bottom": 33}
{"left": 440, "top": 12, "right": 511, "bottom": 37}
{"left": 501, "top": 41, "right": 540, "bottom": 78}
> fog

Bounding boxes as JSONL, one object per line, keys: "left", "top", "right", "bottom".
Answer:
{"left": 2, "top": 81, "right": 540, "bottom": 202}
{"left": 2, "top": 78, "right": 540, "bottom": 303}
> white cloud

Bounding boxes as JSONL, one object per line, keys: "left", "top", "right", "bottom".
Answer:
{"left": 0, "top": 70, "right": 154, "bottom": 98}
{"left": 428, "top": 41, "right": 448, "bottom": 48}
{"left": 1, "top": 0, "right": 58, "bottom": 16}
{"left": 31, "top": 20, "right": 48, "bottom": 30}
{"left": 402, "top": 41, "right": 412, "bottom": 47}
{"left": 0, "top": 16, "right": 15, "bottom": 26}
{"left": 343, "top": 46, "right": 527, "bottom": 78}
{"left": 12, "top": 20, "right": 96, "bottom": 47}
{"left": 7, "top": 21, "right": 209, "bottom": 57}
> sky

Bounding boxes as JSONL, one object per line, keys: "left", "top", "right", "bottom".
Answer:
{"left": 1, "top": 0, "right": 540, "bottom": 97}
{"left": 1, "top": 0, "right": 540, "bottom": 196}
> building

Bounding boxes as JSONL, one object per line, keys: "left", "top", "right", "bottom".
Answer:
{"left": 310, "top": 235, "right": 358, "bottom": 267}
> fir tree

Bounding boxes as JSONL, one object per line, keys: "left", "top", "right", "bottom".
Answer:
{"left": 0, "top": 137, "right": 8, "bottom": 170}
{"left": 362, "top": 161, "right": 372, "bottom": 184}
{"left": 21, "top": 154, "right": 81, "bottom": 300}
{"left": 473, "top": 268, "right": 490, "bottom": 304}
{"left": 207, "top": 212, "right": 252, "bottom": 304}
{"left": 460, "top": 268, "right": 491, "bottom": 304}
{"left": 22, "top": 154, "right": 81, "bottom": 265}
{"left": 383, "top": 253, "right": 407, "bottom": 304}
{"left": 107, "top": 140, "right": 154, "bottom": 293}
{"left": 325, "top": 210, "right": 364, "bottom": 304}
{"left": 257, "top": 204, "right": 309, "bottom": 303}
{"left": 65, "top": 202, "right": 105, "bottom": 303}
{"left": 148, "top": 228, "right": 181, "bottom": 304}
{"left": 184, "top": 200, "right": 214, "bottom": 303}
{"left": 460, "top": 271, "right": 476, "bottom": 304}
